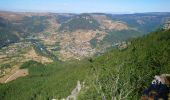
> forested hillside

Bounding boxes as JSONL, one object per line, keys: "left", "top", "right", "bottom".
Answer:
{"left": 59, "top": 14, "right": 100, "bottom": 32}
{"left": 78, "top": 29, "right": 170, "bottom": 99}
{"left": 0, "top": 17, "right": 19, "bottom": 47}
{"left": 0, "top": 29, "right": 169, "bottom": 99}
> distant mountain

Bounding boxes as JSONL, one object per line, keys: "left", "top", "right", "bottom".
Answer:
{"left": 0, "top": 13, "right": 50, "bottom": 47}
{"left": 0, "top": 12, "right": 170, "bottom": 60}
{"left": 107, "top": 12, "right": 170, "bottom": 32}
{"left": 59, "top": 14, "right": 100, "bottom": 32}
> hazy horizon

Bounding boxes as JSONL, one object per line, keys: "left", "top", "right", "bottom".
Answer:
{"left": 0, "top": 0, "right": 170, "bottom": 13}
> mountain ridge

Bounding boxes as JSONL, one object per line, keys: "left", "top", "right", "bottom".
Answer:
{"left": 0, "top": 12, "right": 170, "bottom": 60}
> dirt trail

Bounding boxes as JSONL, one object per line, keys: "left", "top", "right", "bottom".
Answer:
{"left": 0, "top": 66, "right": 28, "bottom": 83}
{"left": 0, "top": 66, "right": 18, "bottom": 83}
{"left": 4, "top": 69, "right": 28, "bottom": 83}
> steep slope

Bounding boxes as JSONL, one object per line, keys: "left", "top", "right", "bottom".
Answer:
{"left": 0, "top": 29, "right": 169, "bottom": 100}
{"left": 78, "top": 29, "right": 170, "bottom": 99}
{"left": 0, "top": 30, "right": 170, "bottom": 100}
{"left": 59, "top": 14, "right": 100, "bottom": 32}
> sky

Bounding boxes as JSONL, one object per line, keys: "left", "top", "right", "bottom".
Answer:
{"left": 0, "top": 0, "right": 170, "bottom": 13}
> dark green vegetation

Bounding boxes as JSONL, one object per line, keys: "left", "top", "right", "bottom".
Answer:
{"left": 90, "top": 38, "right": 98, "bottom": 48}
{"left": 55, "top": 14, "right": 73, "bottom": 24}
{"left": 0, "top": 17, "right": 19, "bottom": 48}
{"left": 0, "top": 29, "right": 169, "bottom": 99}
{"left": 59, "top": 14, "right": 100, "bottom": 32}
{"left": 0, "top": 63, "right": 11, "bottom": 73}
{"left": 18, "top": 16, "right": 49, "bottom": 33}
{"left": 102, "top": 29, "right": 142, "bottom": 45}
{"left": 28, "top": 39, "right": 59, "bottom": 61}
{"left": 78, "top": 29, "right": 170, "bottom": 99}
{"left": 0, "top": 60, "right": 92, "bottom": 100}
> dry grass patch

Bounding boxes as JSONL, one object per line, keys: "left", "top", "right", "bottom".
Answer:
{"left": 23, "top": 48, "right": 53, "bottom": 63}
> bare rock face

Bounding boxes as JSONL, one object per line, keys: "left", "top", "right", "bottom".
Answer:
{"left": 66, "top": 80, "right": 82, "bottom": 100}
{"left": 164, "top": 21, "right": 170, "bottom": 30}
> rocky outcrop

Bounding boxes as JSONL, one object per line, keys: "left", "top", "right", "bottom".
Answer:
{"left": 66, "top": 80, "right": 84, "bottom": 100}
{"left": 141, "top": 74, "right": 170, "bottom": 100}
{"left": 164, "top": 21, "right": 170, "bottom": 30}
